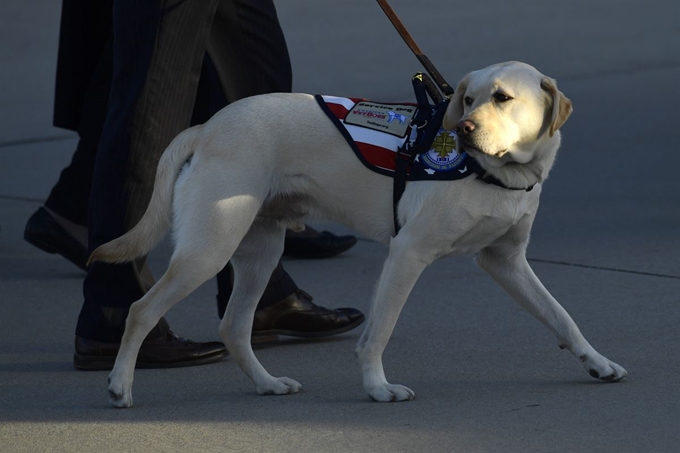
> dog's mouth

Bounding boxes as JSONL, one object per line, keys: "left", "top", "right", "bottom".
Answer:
{"left": 460, "top": 142, "right": 507, "bottom": 158}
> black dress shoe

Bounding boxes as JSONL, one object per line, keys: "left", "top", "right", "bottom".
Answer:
{"left": 283, "top": 230, "right": 357, "bottom": 259}
{"left": 251, "top": 289, "right": 365, "bottom": 340}
{"left": 73, "top": 331, "right": 228, "bottom": 370}
{"left": 24, "top": 207, "right": 88, "bottom": 270}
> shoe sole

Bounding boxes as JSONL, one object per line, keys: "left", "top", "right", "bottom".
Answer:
{"left": 73, "top": 350, "right": 230, "bottom": 371}
{"left": 251, "top": 314, "right": 365, "bottom": 339}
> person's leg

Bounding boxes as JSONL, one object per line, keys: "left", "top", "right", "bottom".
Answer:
{"left": 205, "top": 0, "right": 292, "bottom": 102}
{"left": 194, "top": 1, "right": 301, "bottom": 314}
{"left": 208, "top": 0, "right": 364, "bottom": 338}
{"left": 23, "top": 40, "right": 113, "bottom": 270}
{"left": 75, "top": 0, "right": 225, "bottom": 365}
{"left": 44, "top": 43, "right": 111, "bottom": 227}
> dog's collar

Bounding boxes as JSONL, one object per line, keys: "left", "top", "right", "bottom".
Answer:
{"left": 465, "top": 156, "right": 536, "bottom": 192}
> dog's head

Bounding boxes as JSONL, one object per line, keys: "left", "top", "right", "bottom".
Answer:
{"left": 443, "top": 61, "right": 572, "bottom": 168}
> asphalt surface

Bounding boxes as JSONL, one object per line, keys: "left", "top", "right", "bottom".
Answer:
{"left": 1, "top": 1, "right": 679, "bottom": 452}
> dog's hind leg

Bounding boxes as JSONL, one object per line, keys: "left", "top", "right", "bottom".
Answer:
{"left": 476, "top": 243, "right": 628, "bottom": 383}
{"left": 106, "top": 253, "right": 229, "bottom": 408}
{"left": 107, "top": 194, "right": 262, "bottom": 408}
{"left": 356, "top": 233, "right": 433, "bottom": 402}
{"left": 219, "top": 219, "right": 302, "bottom": 396}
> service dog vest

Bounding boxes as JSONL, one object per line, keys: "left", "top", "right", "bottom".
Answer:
{"left": 315, "top": 95, "right": 478, "bottom": 181}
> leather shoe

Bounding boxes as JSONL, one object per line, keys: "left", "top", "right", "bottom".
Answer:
{"left": 24, "top": 207, "right": 88, "bottom": 270}
{"left": 74, "top": 331, "right": 228, "bottom": 370}
{"left": 251, "top": 289, "right": 365, "bottom": 340}
{"left": 283, "top": 230, "right": 357, "bottom": 259}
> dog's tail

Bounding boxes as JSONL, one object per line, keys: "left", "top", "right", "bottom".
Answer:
{"left": 87, "top": 131, "right": 196, "bottom": 266}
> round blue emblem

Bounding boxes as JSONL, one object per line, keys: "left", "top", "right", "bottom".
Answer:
{"left": 421, "top": 129, "right": 464, "bottom": 172}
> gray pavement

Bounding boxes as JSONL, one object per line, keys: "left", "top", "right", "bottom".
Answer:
{"left": 1, "top": 1, "right": 679, "bottom": 452}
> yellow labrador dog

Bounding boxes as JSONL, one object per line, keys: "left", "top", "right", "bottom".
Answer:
{"left": 92, "top": 61, "right": 627, "bottom": 407}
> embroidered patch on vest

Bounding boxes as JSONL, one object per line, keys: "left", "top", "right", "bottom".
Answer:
{"left": 344, "top": 101, "right": 418, "bottom": 137}
{"left": 421, "top": 129, "right": 464, "bottom": 172}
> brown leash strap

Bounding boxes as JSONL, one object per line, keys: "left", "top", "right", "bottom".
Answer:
{"left": 376, "top": 0, "right": 454, "bottom": 97}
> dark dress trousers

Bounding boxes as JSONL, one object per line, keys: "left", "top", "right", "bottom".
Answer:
{"left": 49, "top": 0, "right": 296, "bottom": 341}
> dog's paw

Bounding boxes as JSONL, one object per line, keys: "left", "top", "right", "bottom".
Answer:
{"left": 107, "top": 376, "right": 133, "bottom": 408}
{"left": 256, "top": 377, "right": 302, "bottom": 395}
{"left": 368, "top": 383, "right": 415, "bottom": 402}
{"left": 581, "top": 354, "right": 628, "bottom": 382}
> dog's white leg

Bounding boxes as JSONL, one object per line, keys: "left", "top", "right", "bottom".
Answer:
{"left": 108, "top": 190, "right": 262, "bottom": 408}
{"left": 356, "top": 235, "right": 432, "bottom": 402}
{"left": 107, "top": 253, "right": 228, "bottom": 408}
{"left": 219, "top": 220, "right": 302, "bottom": 396}
{"left": 476, "top": 245, "right": 627, "bottom": 382}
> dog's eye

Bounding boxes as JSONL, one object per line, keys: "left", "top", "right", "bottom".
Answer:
{"left": 464, "top": 96, "right": 473, "bottom": 106}
{"left": 493, "top": 92, "right": 512, "bottom": 103}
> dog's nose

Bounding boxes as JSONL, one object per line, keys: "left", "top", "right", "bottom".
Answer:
{"left": 456, "top": 120, "right": 476, "bottom": 136}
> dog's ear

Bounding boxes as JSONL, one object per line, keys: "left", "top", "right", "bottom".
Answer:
{"left": 443, "top": 75, "right": 470, "bottom": 130}
{"left": 540, "top": 77, "right": 573, "bottom": 136}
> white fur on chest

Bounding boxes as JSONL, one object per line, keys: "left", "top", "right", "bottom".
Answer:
{"left": 397, "top": 179, "right": 541, "bottom": 258}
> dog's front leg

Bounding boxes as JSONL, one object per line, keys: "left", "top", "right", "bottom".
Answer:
{"left": 477, "top": 244, "right": 627, "bottom": 382}
{"left": 356, "top": 236, "right": 432, "bottom": 402}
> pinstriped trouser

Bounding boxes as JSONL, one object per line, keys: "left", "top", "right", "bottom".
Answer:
{"left": 77, "top": 0, "right": 296, "bottom": 342}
